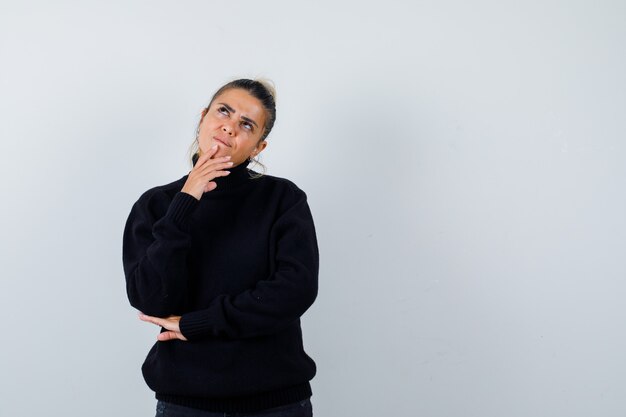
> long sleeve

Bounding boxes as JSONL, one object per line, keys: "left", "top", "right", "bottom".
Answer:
{"left": 123, "top": 190, "right": 199, "bottom": 317}
{"left": 179, "top": 189, "right": 319, "bottom": 340}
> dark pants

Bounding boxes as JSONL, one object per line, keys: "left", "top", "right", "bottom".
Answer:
{"left": 155, "top": 398, "right": 313, "bottom": 417}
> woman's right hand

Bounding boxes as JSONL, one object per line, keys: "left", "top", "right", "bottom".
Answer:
{"left": 181, "top": 145, "right": 233, "bottom": 200}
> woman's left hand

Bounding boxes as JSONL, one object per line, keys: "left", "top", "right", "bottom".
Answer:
{"left": 138, "top": 313, "right": 188, "bottom": 342}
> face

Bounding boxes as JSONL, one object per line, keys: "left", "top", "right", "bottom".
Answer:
{"left": 197, "top": 88, "right": 268, "bottom": 167}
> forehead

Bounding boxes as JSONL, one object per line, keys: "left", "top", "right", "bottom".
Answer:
{"left": 213, "top": 88, "right": 266, "bottom": 125}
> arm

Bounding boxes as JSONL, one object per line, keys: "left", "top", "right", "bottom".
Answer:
{"left": 179, "top": 188, "right": 319, "bottom": 340}
{"left": 122, "top": 190, "right": 199, "bottom": 317}
{"left": 123, "top": 149, "right": 235, "bottom": 317}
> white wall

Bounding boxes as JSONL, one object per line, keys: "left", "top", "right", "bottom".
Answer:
{"left": 1, "top": 1, "right": 625, "bottom": 416}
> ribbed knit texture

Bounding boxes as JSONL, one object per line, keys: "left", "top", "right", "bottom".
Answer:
{"left": 122, "top": 161, "right": 318, "bottom": 413}
{"left": 165, "top": 192, "right": 199, "bottom": 228}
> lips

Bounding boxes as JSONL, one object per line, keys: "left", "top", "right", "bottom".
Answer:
{"left": 213, "top": 136, "right": 231, "bottom": 147}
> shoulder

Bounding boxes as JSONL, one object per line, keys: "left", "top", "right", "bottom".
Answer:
{"left": 249, "top": 171, "right": 308, "bottom": 204}
{"left": 250, "top": 170, "right": 306, "bottom": 195}
{"left": 131, "top": 175, "right": 187, "bottom": 217}
{"left": 251, "top": 173, "right": 317, "bottom": 231}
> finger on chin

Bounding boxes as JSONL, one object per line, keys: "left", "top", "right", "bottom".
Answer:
{"left": 197, "top": 146, "right": 217, "bottom": 166}
{"left": 207, "top": 145, "right": 219, "bottom": 158}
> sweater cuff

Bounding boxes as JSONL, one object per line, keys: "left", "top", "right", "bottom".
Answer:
{"left": 179, "top": 309, "right": 211, "bottom": 341}
{"left": 165, "top": 192, "right": 199, "bottom": 228}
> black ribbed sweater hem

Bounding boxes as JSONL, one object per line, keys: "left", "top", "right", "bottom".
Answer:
{"left": 155, "top": 382, "right": 312, "bottom": 413}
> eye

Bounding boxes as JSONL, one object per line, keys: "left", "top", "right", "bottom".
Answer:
{"left": 241, "top": 121, "right": 253, "bottom": 131}
{"left": 217, "top": 106, "right": 229, "bottom": 116}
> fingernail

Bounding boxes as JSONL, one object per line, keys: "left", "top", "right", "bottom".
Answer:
{"left": 211, "top": 145, "right": 217, "bottom": 149}
{"left": 227, "top": 162, "right": 234, "bottom": 165}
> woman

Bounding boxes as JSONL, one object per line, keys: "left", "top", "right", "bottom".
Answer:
{"left": 122, "top": 79, "right": 318, "bottom": 417}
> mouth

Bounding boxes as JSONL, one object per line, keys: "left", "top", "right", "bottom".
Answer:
{"left": 213, "top": 136, "right": 231, "bottom": 147}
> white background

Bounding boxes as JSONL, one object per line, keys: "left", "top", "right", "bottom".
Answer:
{"left": 1, "top": 1, "right": 625, "bottom": 416}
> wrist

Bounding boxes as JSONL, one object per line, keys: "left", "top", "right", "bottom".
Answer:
{"left": 180, "top": 187, "right": 201, "bottom": 201}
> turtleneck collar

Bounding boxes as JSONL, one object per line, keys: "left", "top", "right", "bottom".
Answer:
{"left": 191, "top": 157, "right": 252, "bottom": 189}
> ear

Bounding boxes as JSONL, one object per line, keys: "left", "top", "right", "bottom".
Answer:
{"left": 252, "top": 140, "right": 268, "bottom": 157}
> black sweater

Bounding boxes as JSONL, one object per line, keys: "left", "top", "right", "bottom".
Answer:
{"left": 122, "top": 161, "right": 318, "bottom": 413}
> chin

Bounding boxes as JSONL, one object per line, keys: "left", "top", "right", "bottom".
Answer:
{"left": 216, "top": 149, "right": 232, "bottom": 159}
{"left": 199, "top": 145, "right": 230, "bottom": 159}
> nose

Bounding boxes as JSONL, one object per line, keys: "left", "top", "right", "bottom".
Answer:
{"left": 222, "top": 123, "right": 234, "bottom": 136}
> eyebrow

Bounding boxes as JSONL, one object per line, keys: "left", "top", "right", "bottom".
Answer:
{"left": 217, "top": 102, "right": 259, "bottom": 129}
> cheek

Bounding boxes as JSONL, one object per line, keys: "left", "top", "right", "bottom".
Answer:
{"left": 244, "top": 137, "right": 261, "bottom": 152}
{"left": 198, "top": 119, "right": 215, "bottom": 139}
{"left": 245, "top": 130, "right": 263, "bottom": 144}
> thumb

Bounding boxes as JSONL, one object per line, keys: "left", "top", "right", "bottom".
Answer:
{"left": 204, "top": 181, "right": 217, "bottom": 193}
{"left": 157, "top": 331, "right": 178, "bottom": 342}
